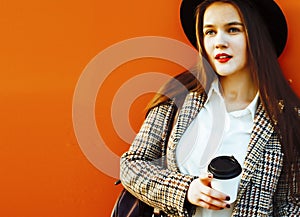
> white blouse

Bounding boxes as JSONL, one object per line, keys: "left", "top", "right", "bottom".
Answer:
{"left": 176, "top": 80, "right": 259, "bottom": 217}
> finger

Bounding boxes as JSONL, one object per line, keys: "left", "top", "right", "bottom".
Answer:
{"left": 199, "top": 172, "right": 213, "bottom": 187}
{"left": 196, "top": 200, "right": 224, "bottom": 210}
{"left": 198, "top": 178, "right": 229, "bottom": 201}
{"left": 198, "top": 172, "right": 213, "bottom": 180}
{"left": 198, "top": 192, "right": 229, "bottom": 208}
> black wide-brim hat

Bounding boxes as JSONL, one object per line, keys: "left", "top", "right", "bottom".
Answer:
{"left": 180, "top": 0, "right": 288, "bottom": 57}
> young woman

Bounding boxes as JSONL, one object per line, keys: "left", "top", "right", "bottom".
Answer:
{"left": 120, "top": 0, "right": 300, "bottom": 216}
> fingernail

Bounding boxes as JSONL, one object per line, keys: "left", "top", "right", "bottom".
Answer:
{"left": 226, "top": 196, "right": 230, "bottom": 201}
{"left": 226, "top": 204, "right": 230, "bottom": 209}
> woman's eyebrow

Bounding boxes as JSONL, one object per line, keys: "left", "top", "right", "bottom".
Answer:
{"left": 203, "top": 21, "right": 244, "bottom": 28}
{"left": 203, "top": 24, "right": 214, "bottom": 28}
{"left": 225, "top": 21, "right": 244, "bottom": 27}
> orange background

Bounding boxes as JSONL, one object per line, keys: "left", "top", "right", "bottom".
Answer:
{"left": 0, "top": 0, "right": 299, "bottom": 217}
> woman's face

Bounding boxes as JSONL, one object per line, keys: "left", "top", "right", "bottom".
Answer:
{"left": 202, "top": 2, "right": 249, "bottom": 77}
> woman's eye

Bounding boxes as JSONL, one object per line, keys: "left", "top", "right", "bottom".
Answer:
{"left": 204, "top": 30, "right": 215, "bottom": 35}
{"left": 228, "top": 28, "right": 240, "bottom": 33}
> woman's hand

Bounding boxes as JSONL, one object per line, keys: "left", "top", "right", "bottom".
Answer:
{"left": 187, "top": 173, "right": 231, "bottom": 210}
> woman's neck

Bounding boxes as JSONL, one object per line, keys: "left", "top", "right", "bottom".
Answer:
{"left": 219, "top": 73, "right": 257, "bottom": 112}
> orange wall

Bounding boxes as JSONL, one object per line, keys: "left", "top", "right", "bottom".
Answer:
{"left": 0, "top": 1, "right": 299, "bottom": 217}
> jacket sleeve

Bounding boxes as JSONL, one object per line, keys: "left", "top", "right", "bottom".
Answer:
{"left": 274, "top": 157, "right": 300, "bottom": 216}
{"left": 120, "top": 101, "right": 197, "bottom": 216}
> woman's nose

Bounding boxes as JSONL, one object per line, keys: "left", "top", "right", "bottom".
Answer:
{"left": 215, "top": 33, "right": 228, "bottom": 49}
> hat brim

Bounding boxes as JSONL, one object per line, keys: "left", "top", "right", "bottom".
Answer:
{"left": 180, "top": 0, "right": 288, "bottom": 57}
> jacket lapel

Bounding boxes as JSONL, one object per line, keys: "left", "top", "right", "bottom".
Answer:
{"left": 236, "top": 102, "right": 275, "bottom": 200}
{"left": 167, "top": 91, "right": 207, "bottom": 172}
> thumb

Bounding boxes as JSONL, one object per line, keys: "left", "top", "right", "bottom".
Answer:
{"left": 199, "top": 172, "right": 213, "bottom": 186}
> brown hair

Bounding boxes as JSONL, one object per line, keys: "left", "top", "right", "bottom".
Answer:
{"left": 147, "top": 0, "right": 300, "bottom": 195}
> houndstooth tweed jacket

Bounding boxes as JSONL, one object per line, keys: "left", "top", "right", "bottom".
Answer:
{"left": 120, "top": 91, "right": 300, "bottom": 217}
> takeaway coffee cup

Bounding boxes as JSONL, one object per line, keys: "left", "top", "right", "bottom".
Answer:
{"left": 208, "top": 156, "right": 242, "bottom": 203}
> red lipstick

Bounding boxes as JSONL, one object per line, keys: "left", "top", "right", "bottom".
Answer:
{"left": 215, "top": 53, "right": 232, "bottom": 63}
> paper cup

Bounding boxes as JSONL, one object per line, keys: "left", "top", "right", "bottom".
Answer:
{"left": 208, "top": 156, "right": 242, "bottom": 203}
